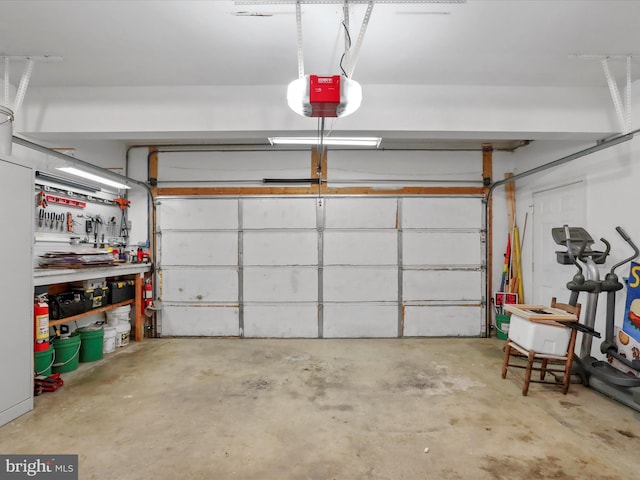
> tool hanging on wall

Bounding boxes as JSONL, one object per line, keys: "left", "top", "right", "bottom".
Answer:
{"left": 36, "top": 189, "right": 47, "bottom": 208}
{"left": 114, "top": 197, "right": 130, "bottom": 243}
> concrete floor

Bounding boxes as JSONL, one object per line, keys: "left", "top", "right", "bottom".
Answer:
{"left": 1, "top": 338, "right": 639, "bottom": 480}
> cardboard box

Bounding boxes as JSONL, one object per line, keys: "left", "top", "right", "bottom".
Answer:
{"left": 70, "top": 277, "right": 106, "bottom": 290}
{"left": 608, "top": 326, "right": 640, "bottom": 378}
{"left": 622, "top": 261, "right": 640, "bottom": 342}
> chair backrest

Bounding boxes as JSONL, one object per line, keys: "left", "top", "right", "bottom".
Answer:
{"left": 550, "top": 297, "right": 582, "bottom": 320}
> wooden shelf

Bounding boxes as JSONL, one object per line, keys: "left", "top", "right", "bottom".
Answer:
{"left": 40, "top": 269, "right": 147, "bottom": 341}
{"left": 49, "top": 299, "right": 135, "bottom": 328}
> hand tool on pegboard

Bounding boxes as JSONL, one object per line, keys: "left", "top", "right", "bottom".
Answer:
{"left": 36, "top": 189, "right": 48, "bottom": 208}
{"left": 114, "top": 197, "right": 131, "bottom": 242}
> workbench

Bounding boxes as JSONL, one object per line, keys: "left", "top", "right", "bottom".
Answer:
{"left": 34, "top": 263, "right": 152, "bottom": 341}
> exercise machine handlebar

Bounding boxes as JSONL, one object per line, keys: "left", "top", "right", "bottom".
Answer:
{"left": 610, "top": 226, "right": 640, "bottom": 275}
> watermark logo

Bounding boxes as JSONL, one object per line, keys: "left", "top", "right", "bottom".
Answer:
{"left": 0, "top": 455, "right": 77, "bottom": 479}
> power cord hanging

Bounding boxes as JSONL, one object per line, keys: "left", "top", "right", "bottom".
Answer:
{"left": 339, "top": 20, "right": 352, "bottom": 77}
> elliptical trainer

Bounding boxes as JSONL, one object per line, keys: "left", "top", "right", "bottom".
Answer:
{"left": 552, "top": 225, "right": 640, "bottom": 411}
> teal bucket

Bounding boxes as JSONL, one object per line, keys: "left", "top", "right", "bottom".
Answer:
{"left": 78, "top": 325, "right": 104, "bottom": 362}
{"left": 496, "top": 314, "right": 511, "bottom": 340}
{"left": 35, "top": 344, "right": 55, "bottom": 376}
{"left": 52, "top": 333, "right": 81, "bottom": 374}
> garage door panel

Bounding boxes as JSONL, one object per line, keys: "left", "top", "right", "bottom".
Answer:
{"left": 162, "top": 268, "right": 238, "bottom": 302}
{"left": 161, "top": 305, "right": 239, "bottom": 336}
{"left": 324, "top": 267, "right": 397, "bottom": 302}
{"left": 244, "top": 267, "right": 317, "bottom": 302}
{"left": 403, "top": 306, "right": 482, "bottom": 336}
{"left": 244, "top": 305, "right": 318, "bottom": 338}
{"left": 325, "top": 197, "right": 397, "bottom": 228}
{"left": 323, "top": 304, "right": 397, "bottom": 338}
{"left": 403, "top": 197, "right": 482, "bottom": 229}
{"left": 162, "top": 231, "right": 237, "bottom": 266}
{"left": 403, "top": 270, "right": 482, "bottom": 301}
{"left": 243, "top": 198, "right": 317, "bottom": 229}
{"left": 403, "top": 231, "right": 480, "bottom": 265}
{"left": 244, "top": 231, "right": 317, "bottom": 266}
{"left": 159, "top": 198, "right": 238, "bottom": 230}
{"left": 324, "top": 231, "right": 397, "bottom": 265}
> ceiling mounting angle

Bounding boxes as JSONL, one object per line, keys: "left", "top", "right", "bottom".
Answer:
{"left": 234, "top": 1, "right": 466, "bottom": 5}
{"left": 2, "top": 55, "right": 63, "bottom": 114}
{"left": 570, "top": 54, "right": 637, "bottom": 134}
{"left": 569, "top": 54, "right": 639, "bottom": 60}
{"left": 0, "top": 55, "right": 63, "bottom": 62}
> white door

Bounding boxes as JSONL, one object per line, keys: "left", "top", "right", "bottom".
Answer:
{"left": 532, "top": 181, "right": 586, "bottom": 305}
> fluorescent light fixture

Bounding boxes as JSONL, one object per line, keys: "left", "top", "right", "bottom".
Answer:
{"left": 56, "top": 167, "right": 131, "bottom": 190}
{"left": 35, "top": 171, "right": 100, "bottom": 193}
{"left": 269, "top": 136, "right": 381, "bottom": 147}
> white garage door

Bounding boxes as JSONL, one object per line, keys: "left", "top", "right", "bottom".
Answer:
{"left": 156, "top": 196, "right": 485, "bottom": 337}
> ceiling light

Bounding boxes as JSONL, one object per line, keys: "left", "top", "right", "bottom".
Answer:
{"left": 56, "top": 167, "right": 131, "bottom": 190}
{"left": 269, "top": 136, "right": 381, "bottom": 147}
{"left": 35, "top": 171, "right": 100, "bottom": 193}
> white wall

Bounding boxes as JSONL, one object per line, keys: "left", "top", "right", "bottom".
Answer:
{"left": 15, "top": 83, "right": 617, "bottom": 140}
{"left": 502, "top": 78, "right": 640, "bottom": 356}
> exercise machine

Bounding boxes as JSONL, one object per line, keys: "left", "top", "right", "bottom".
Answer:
{"left": 553, "top": 225, "right": 640, "bottom": 411}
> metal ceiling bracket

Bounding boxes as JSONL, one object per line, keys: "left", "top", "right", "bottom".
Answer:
{"left": 346, "top": 0, "right": 374, "bottom": 78}
{"left": 3, "top": 58, "right": 8, "bottom": 108}
{"left": 13, "top": 59, "right": 34, "bottom": 114}
{"left": 626, "top": 55, "right": 632, "bottom": 133}
{"left": 296, "top": 0, "right": 305, "bottom": 78}
{"left": 1, "top": 55, "right": 62, "bottom": 114}
{"left": 601, "top": 56, "right": 632, "bottom": 133}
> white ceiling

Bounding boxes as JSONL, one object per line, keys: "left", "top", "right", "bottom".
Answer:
{"left": 1, "top": 0, "right": 639, "bottom": 149}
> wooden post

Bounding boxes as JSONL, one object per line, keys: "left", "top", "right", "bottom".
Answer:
{"left": 483, "top": 144, "right": 493, "bottom": 337}
{"left": 311, "top": 146, "right": 327, "bottom": 193}
{"left": 134, "top": 272, "right": 144, "bottom": 341}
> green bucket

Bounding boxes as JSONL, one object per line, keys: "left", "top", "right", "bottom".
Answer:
{"left": 52, "top": 333, "right": 81, "bottom": 374}
{"left": 78, "top": 325, "right": 104, "bottom": 362}
{"left": 496, "top": 314, "right": 511, "bottom": 340}
{"left": 35, "top": 344, "right": 55, "bottom": 376}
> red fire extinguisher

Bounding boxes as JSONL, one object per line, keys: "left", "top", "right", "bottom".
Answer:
{"left": 34, "top": 295, "right": 50, "bottom": 352}
{"left": 143, "top": 278, "right": 153, "bottom": 314}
